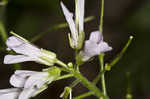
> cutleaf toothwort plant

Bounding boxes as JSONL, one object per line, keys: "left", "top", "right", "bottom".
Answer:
{"left": 0, "top": 0, "right": 133, "bottom": 99}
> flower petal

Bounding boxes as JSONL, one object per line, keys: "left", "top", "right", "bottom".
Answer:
{"left": 6, "top": 36, "right": 41, "bottom": 56}
{"left": 10, "top": 70, "right": 39, "bottom": 88}
{"left": 19, "top": 88, "right": 37, "bottom": 99}
{"left": 0, "top": 88, "right": 20, "bottom": 93}
{"left": 98, "top": 41, "right": 112, "bottom": 53}
{"left": 14, "top": 70, "right": 38, "bottom": 76}
{"left": 77, "top": 0, "right": 85, "bottom": 33}
{"left": 0, "top": 88, "right": 21, "bottom": 99}
{"left": 24, "top": 72, "right": 49, "bottom": 89}
{"left": 89, "top": 31, "right": 103, "bottom": 43}
{"left": 81, "top": 31, "right": 112, "bottom": 61}
{"left": 4, "top": 55, "right": 35, "bottom": 64}
{"left": 81, "top": 40, "right": 100, "bottom": 61}
{"left": 84, "top": 40, "right": 100, "bottom": 56}
{"left": 60, "top": 2, "right": 78, "bottom": 45}
{"left": 10, "top": 74, "right": 26, "bottom": 88}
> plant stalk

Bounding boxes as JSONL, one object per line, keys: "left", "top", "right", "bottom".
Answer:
{"left": 99, "top": 54, "right": 107, "bottom": 97}
{"left": 73, "top": 71, "right": 104, "bottom": 98}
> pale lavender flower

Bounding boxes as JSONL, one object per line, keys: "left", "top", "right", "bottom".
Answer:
{"left": 4, "top": 36, "right": 56, "bottom": 66}
{"left": 10, "top": 70, "right": 52, "bottom": 99}
{"left": 0, "top": 88, "right": 21, "bottom": 99}
{"left": 60, "top": 0, "right": 85, "bottom": 48}
{"left": 81, "top": 31, "right": 112, "bottom": 61}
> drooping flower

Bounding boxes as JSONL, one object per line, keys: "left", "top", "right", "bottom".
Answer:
{"left": 60, "top": 0, "right": 85, "bottom": 49}
{"left": 0, "top": 88, "right": 21, "bottom": 99}
{"left": 10, "top": 67, "right": 61, "bottom": 99}
{"left": 81, "top": 31, "right": 112, "bottom": 61}
{"left": 4, "top": 36, "right": 56, "bottom": 66}
{"left": 10, "top": 70, "right": 49, "bottom": 88}
{"left": 9, "top": 70, "right": 49, "bottom": 99}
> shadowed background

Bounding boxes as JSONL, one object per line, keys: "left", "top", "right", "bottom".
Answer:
{"left": 0, "top": 0, "right": 150, "bottom": 99}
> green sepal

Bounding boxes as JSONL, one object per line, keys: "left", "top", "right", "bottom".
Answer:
{"left": 75, "top": 51, "right": 94, "bottom": 66}
{"left": 33, "top": 67, "right": 61, "bottom": 97}
{"left": 77, "top": 31, "right": 85, "bottom": 50}
{"left": 40, "top": 56, "right": 56, "bottom": 66}
{"left": 68, "top": 33, "right": 75, "bottom": 49}
{"left": 40, "top": 49, "right": 57, "bottom": 66}
{"left": 41, "top": 49, "right": 56, "bottom": 58}
{"left": 47, "top": 66, "right": 61, "bottom": 79}
{"left": 75, "top": 51, "right": 84, "bottom": 66}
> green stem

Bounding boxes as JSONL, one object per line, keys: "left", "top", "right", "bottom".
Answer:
{"left": 70, "top": 79, "right": 81, "bottom": 88}
{"left": 126, "top": 72, "right": 132, "bottom": 99}
{"left": 30, "top": 16, "right": 94, "bottom": 42}
{"left": 0, "top": 2, "right": 7, "bottom": 42}
{"left": 0, "top": 5, "right": 21, "bottom": 70}
{"left": 99, "top": 0, "right": 107, "bottom": 97}
{"left": 73, "top": 92, "right": 94, "bottom": 99}
{"left": 99, "top": 0, "right": 104, "bottom": 33}
{"left": 73, "top": 71, "right": 104, "bottom": 98}
{"left": 56, "top": 74, "right": 74, "bottom": 81}
{"left": 99, "top": 54, "right": 107, "bottom": 97}
{"left": 93, "top": 70, "right": 106, "bottom": 85}
{"left": 77, "top": 36, "right": 134, "bottom": 99}
{"left": 0, "top": 21, "right": 7, "bottom": 43}
{"left": 107, "top": 36, "right": 133, "bottom": 69}
{"left": 73, "top": 70, "right": 106, "bottom": 99}
{"left": 56, "top": 60, "right": 104, "bottom": 98}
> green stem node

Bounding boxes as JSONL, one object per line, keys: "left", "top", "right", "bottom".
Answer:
{"left": 73, "top": 71, "right": 104, "bottom": 98}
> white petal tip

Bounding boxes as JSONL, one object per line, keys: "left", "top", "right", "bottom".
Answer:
{"left": 3, "top": 55, "right": 10, "bottom": 64}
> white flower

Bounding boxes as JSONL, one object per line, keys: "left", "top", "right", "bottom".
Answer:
{"left": 0, "top": 88, "right": 21, "bottom": 99}
{"left": 60, "top": 0, "right": 85, "bottom": 48}
{"left": 9, "top": 70, "right": 51, "bottom": 99}
{"left": 4, "top": 36, "right": 56, "bottom": 66}
{"left": 81, "top": 31, "right": 112, "bottom": 61}
{"left": 10, "top": 68, "right": 60, "bottom": 99}
{"left": 10, "top": 70, "right": 50, "bottom": 88}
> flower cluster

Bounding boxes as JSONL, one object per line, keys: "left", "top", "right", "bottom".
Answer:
{"left": 0, "top": 0, "right": 113, "bottom": 99}
{"left": 61, "top": 0, "right": 112, "bottom": 62}
{"left": 0, "top": 35, "right": 61, "bottom": 99}
{"left": 0, "top": 69, "right": 61, "bottom": 99}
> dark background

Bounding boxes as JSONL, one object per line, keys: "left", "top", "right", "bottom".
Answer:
{"left": 0, "top": 0, "right": 150, "bottom": 99}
